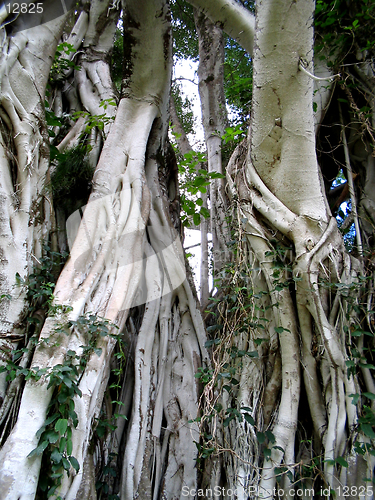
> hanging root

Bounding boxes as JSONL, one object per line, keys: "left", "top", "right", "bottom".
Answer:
{"left": 197, "top": 141, "right": 375, "bottom": 497}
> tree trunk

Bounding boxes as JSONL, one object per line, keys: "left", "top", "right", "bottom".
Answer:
{"left": 0, "top": 1, "right": 209, "bottom": 498}
{"left": 194, "top": 9, "right": 229, "bottom": 278}
{"left": 193, "top": 0, "right": 375, "bottom": 498}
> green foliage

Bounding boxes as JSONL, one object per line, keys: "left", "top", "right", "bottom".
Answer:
{"left": 315, "top": 0, "right": 375, "bottom": 63}
{"left": 31, "top": 356, "right": 82, "bottom": 498}
{"left": 50, "top": 42, "right": 80, "bottom": 81}
{"left": 194, "top": 207, "right": 375, "bottom": 482}
{"left": 224, "top": 37, "right": 253, "bottom": 124}
{"left": 222, "top": 124, "right": 247, "bottom": 145}
{"left": 325, "top": 272, "right": 375, "bottom": 461}
{"left": 95, "top": 452, "right": 120, "bottom": 499}
{"left": 72, "top": 98, "right": 116, "bottom": 139}
{"left": 170, "top": 0, "right": 198, "bottom": 60}
{"left": 192, "top": 231, "right": 278, "bottom": 465}
{"left": 194, "top": 440, "right": 216, "bottom": 462}
{"left": 94, "top": 331, "right": 126, "bottom": 497}
{"left": 46, "top": 96, "right": 116, "bottom": 213}
{"left": 174, "top": 148, "right": 225, "bottom": 227}
{"left": 171, "top": 83, "right": 195, "bottom": 135}
{"left": 45, "top": 102, "right": 68, "bottom": 139}
{"left": 0, "top": 247, "right": 69, "bottom": 388}
{"left": 194, "top": 366, "right": 213, "bottom": 386}
{"left": 18, "top": 246, "right": 69, "bottom": 318}
{"left": 49, "top": 145, "right": 94, "bottom": 210}
{"left": 1, "top": 245, "right": 124, "bottom": 498}
{"left": 28, "top": 315, "right": 119, "bottom": 499}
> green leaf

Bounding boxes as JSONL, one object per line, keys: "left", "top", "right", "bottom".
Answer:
{"left": 62, "top": 457, "right": 71, "bottom": 471}
{"left": 62, "top": 376, "right": 72, "bottom": 388}
{"left": 35, "top": 414, "right": 54, "bottom": 438}
{"left": 264, "top": 447, "right": 272, "bottom": 460}
{"left": 67, "top": 438, "right": 73, "bottom": 456}
{"left": 200, "top": 207, "right": 210, "bottom": 219}
{"left": 45, "top": 430, "right": 59, "bottom": 444}
{"left": 27, "top": 440, "right": 49, "bottom": 458}
{"left": 336, "top": 456, "right": 348, "bottom": 467}
{"left": 50, "top": 449, "right": 63, "bottom": 464}
{"left": 59, "top": 437, "right": 67, "bottom": 453}
{"left": 254, "top": 338, "right": 268, "bottom": 346}
{"left": 363, "top": 392, "right": 375, "bottom": 400}
{"left": 349, "top": 393, "right": 360, "bottom": 405}
{"left": 243, "top": 413, "right": 255, "bottom": 426}
{"left": 361, "top": 424, "right": 375, "bottom": 439}
{"left": 275, "top": 467, "right": 285, "bottom": 483}
{"left": 265, "top": 430, "right": 276, "bottom": 444}
{"left": 359, "top": 363, "right": 375, "bottom": 370}
{"left": 15, "top": 272, "right": 25, "bottom": 285}
{"left": 275, "top": 326, "right": 290, "bottom": 334}
{"left": 47, "top": 485, "right": 58, "bottom": 498}
{"left": 204, "top": 339, "right": 221, "bottom": 348}
{"left": 208, "top": 172, "right": 226, "bottom": 179}
{"left": 193, "top": 213, "right": 201, "bottom": 226}
{"left": 207, "top": 324, "right": 223, "bottom": 333}
{"left": 114, "top": 413, "right": 128, "bottom": 420}
{"left": 69, "top": 456, "right": 80, "bottom": 472}
{"left": 223, "top": 416, "right": 233, "bottom": 427}
{"left": 69, "top": 410, "right": 79, "bottom": 427}
{"left": 257, "top": 432, "right": 265, "bottom": 444}
{"left": 55, "top": 419, "right": 68, "bottom": 435}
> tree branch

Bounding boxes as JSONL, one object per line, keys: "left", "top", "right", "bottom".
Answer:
{"left": 339, "top": 103, "right": 363, "bottom": 256}
{"left": 185, "top": 0, "right": 255, "bottom": 55}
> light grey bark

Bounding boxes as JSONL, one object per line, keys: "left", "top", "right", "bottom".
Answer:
{"left": 191, "top": 0, "right": 375, "bottom": 497}
{"left": 0, "top": 13, "right": 69, "bottom": 405}
{"left": 0, "top": 1, "right": 209, "bottom": 498}
{"left": 195, "top": 9, "right": 229, "bottom": 278}
{"left": 187, "top": 0, "right": 255, "bottom": 55}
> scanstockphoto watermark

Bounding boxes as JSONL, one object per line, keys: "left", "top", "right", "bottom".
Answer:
{"left": 181, "top": 485, "right": 374, "bottom": 498}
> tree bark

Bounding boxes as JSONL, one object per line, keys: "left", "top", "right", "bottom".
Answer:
{"left": 195, "top": 9, "right": 229, "bottom": 278}
{"left": 0, "top": 1, "right": 209, "bottom": 498}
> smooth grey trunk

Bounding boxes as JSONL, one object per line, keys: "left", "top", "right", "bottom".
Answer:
{"left": 195, "top": 10, "right": 229, "bottom": 276}
{"left": 190, "top": 0, "right": 375, "bottom": 497}
{"left": 0, "top": 1, "right": 208, "bottom": 498}
{"left": 0, "top": 12, "right": 69, "bottom": 416}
